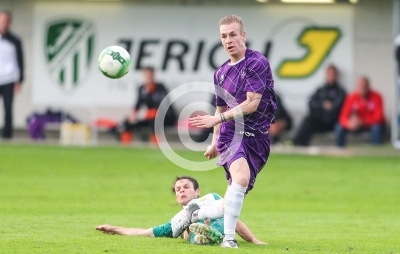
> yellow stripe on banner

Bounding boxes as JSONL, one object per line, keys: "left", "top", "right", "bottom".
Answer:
{"left": 277, "top": 27, "right": 341, "bottom": 79}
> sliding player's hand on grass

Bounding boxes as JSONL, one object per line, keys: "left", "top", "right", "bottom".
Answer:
{"left": 95, "top": 224, "right": 117, "bottom": 234}
{"left": 252, "top": 239, "right": 267, "bottom": 244}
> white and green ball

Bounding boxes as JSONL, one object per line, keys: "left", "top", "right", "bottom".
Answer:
{"left": 98, "top": 46, "right": 131, "bottom": 79}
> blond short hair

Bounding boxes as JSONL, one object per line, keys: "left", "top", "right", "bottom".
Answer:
{"left": 219, "top": 14, "right": 244, "bottom": 33}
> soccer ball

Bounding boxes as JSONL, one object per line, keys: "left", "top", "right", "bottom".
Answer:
{"left": 98, "top": 46, "right": 131, "bottom": 79}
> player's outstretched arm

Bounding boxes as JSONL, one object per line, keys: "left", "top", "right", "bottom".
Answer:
{"left": 236, "top": 220, "right": 267, "bottom": 244}
{"left": 189, "top": 92, "right": 262, "bottom": 129}
{"left": 95, "top": 224, "right": 154, "bottom": 237}
{"left": 189, "top": 106, "right": 226, "bottom": 129}
{"left": 223, "top": 92, "right": 262, "bottom": 122}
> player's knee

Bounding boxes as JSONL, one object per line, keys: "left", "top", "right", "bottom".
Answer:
{"left": 234, "top": 171, "right": 250, "bottom": 187}
{"left": 239, "top": 177, "right": 250, "bottom": 187}
{"left": 230, "top": 159, "right": 251, "bottom": 186}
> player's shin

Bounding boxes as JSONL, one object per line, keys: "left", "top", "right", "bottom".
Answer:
{"left": 223, "top": 182, "right": 247, "bottom": 240}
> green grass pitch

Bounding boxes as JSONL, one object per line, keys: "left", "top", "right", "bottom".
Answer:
{"left": 0, "top": 144, "right": 399, "bottom": 253}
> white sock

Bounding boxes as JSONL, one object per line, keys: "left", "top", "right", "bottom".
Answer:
{"left": 223, "top": 182, "right": 247, "bottom": 240}
{"left": 191, "top": 199, "right": 224, "bottom": 222}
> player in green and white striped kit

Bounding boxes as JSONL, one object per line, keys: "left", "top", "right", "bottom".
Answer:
{"left": 153, "top": 192, "right": 224, "bottom": 244}
{"left": 96, "top": 176, "right": 265, "bottom": 245}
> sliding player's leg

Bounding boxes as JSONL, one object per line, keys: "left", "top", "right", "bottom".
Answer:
{"left": 189, "top": 221, "right": 223, "bottom": 244}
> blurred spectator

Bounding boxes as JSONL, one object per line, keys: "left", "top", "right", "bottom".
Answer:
{"left": 269, "top": 93, "right": 292, "bottom": 144}
{"left": 293, "top": 65, "right": 346, "bottom": 146}
{"left": 0, "top": 11, "right": 24, "bottom": 140}
{"left": 335, "top": 77, "right": 385, "bottom": 147}
{"left": 111, "top": 67, "right": 176, "bottom": 143}
{"left": 395, "top": 34, "right": 400, "bottom": 76}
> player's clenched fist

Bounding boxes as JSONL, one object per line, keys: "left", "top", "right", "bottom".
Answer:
{"left": 204, "top": 145, "right": 218, "bottom": 159}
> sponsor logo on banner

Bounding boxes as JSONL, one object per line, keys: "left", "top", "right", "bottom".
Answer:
{"left": 277, "top": 27, "right": 341, "bottom": 79}
{"left": 44, "top": 18, "right": 95, "bottom": 93}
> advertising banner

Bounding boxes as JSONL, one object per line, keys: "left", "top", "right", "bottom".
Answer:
{"left": 33, "top": 3, "right": 353, "bottom": 115}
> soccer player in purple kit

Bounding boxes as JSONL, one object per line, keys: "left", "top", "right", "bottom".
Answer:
{"left": 175, "top": 14, "right": 277, "bottom": 248}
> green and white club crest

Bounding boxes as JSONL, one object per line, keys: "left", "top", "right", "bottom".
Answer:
{"left": 45, "top": 18, "right": 95, "bottom": 93}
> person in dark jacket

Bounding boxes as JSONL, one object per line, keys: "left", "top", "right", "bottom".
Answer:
{"left": 269, "top": 93, "right": 292, "bottom": 144}
{"left": 0, "top": 11, "right": 24, "bottom": 139}
{"left": 293, "top": 65, "right": 346, "bottom": 146}
{"left": 112, "top": 67, "right": 176, "bottom": 142}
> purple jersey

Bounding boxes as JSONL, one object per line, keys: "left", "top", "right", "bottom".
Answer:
{"left": 214, "top": 49, "right": 276, "bottom": 192}
{"left": 214, "top": 49, "right": 276, "bottom": 139}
